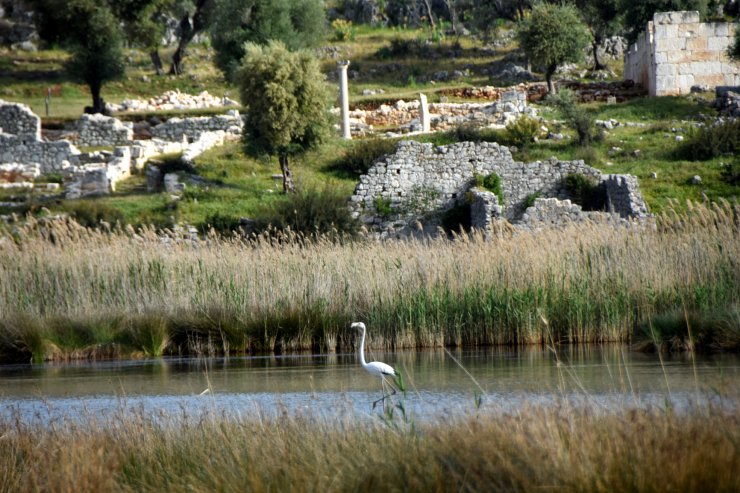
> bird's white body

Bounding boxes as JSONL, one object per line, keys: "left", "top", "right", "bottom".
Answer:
{"left": 351, "top": 322, "right": 398, "bottom": 378}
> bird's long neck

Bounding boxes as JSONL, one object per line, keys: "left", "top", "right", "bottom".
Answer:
{"left": 358, "top": 326, "right": 368, "bottom": 368}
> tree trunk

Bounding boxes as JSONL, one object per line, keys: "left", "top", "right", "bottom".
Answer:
{"left": 546, "top": 64, "right": 557, "bottom": 94}
{"left": 169, "top": 14, "right": 192, "bottom": 75}
{"left": 150, "top": 49, "right": 164, "bottom": 75}
{"left": 90, "top": 81, "right": 104, "bottom": 114}
{"left": 169, "top": 0, "right": 210, "bottom": 75}
{"left": 421, "top": 0, "right": 436, "bottom": 29}
{"left": 279, "top": 154, "right": 296, "bottom": 194}
{"left": 592, "top": 39, "right": 605, "bottom": 71}
{"left": 445, "top": 0, "right": 460, "bottom": 35}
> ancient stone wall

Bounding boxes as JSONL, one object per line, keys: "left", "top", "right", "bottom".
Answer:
{"left": 351, "top": 140, "right": 648, "bottom": 238}
{"left": 151, "top": 110, "right": 243, "bottom": 142}
{"left": 0, "top": 99, "right": 40, "bottom": 139}
{"left": 77, "top": 114, "right": 133, "bottom": 147}
{"left": 625, "top": 11, "right": 740, "bottom": 96}
{"left": 0, "top": 133, "right": 80, "bottom": 172}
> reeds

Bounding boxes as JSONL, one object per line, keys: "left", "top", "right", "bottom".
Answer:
{"left": 0, "top": 402, "right": 738, "bottom": 492}
{"left": 0, "top": 200, "right": 738, "bottom": 360}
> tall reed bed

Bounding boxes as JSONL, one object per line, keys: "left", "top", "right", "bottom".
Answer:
{"left": 0, "top": 200, "right": 738, "bottom": 361}
{"left": 1, "top": 403, "right": 738, "bottom": 492}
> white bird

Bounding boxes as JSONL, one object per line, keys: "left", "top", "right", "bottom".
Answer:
{"left": 351, "top": 321, "right": 401, "bottom": 408}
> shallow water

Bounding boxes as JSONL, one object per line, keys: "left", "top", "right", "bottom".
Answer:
{"left": 1, "top": 346, "right": 738, "bottom": 423}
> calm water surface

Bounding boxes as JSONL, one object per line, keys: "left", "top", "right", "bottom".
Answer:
{"left": 1, "top": 346, "right": 738, "bottom": 423}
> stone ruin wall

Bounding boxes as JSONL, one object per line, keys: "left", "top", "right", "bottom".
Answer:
{"left": 624, "top": 11, "right": 740, "bottom": 96}
{"left": 351, "top": 141, "right": 648, "bottom": 238}
{"left": 0, "top": 99, "right": 41, "bottom": 140}
{"left": 77, "top": 114, "right": 134, "bottom": 147}
{"left": 0, "top": 99, "right": 243, "bottom": 201}
{"left": 151, "top": 111, "right": 243, "bottom": 142}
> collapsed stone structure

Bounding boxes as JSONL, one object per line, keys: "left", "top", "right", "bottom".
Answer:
{"left": 346, "top": 89, "right": 531, "bottom": 136}
{"left": 350, "top": 141, "right": 649, "bottom": 238}
{"left": 624, "top": 11, "right": 740, "bottom": 96}
{"left": 0, "top": 99, "right": 243, "bottom": 202}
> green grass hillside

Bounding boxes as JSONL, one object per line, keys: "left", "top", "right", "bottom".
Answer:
{"left": 0, "top": 25, "right": 737, "bottom": 229}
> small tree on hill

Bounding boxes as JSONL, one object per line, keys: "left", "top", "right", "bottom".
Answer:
{"left": 575, "top": 0, "right": 621, "bottom": 70}
{"left": 517, "top": 2, "right": 591, "bottom": 93}
{"left": 236, "top": 42, "right": 332, "bottom": 193}
{"left": 65, "top": 4, "right": 125, "bottom": 114}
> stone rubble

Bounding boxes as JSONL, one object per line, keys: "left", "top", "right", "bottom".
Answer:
{"left": 106, "top": 90, "right": 239, "bottom": 113}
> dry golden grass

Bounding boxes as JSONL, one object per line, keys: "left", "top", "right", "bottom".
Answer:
{"left": 0, "top": 402, "right": 738, "bottom": 493}
{"left": 0, "top": 200, "right": 738, "bottom": 360}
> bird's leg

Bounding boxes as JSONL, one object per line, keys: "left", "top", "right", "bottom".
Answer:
{"left": 371, "top": 378, "right": 393, "bottom": 409}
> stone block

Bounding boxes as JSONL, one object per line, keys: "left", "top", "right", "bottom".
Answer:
{"left": 686, "top": 36, "right": 707, "bottom": 51}
{"left": 654, "top": 11, "right": 699, "bottom": 25}
{"left": 708, "top": 36, "right": 729, "bottom": 51}
{"left": 655, "top": 64, "right": 677, "bottom": 76}
{"left": 713, "top": 23, "right": 730, "bottom": 37}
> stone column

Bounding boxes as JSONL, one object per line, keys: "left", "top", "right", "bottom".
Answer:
{"left": 419, "top": 93, "right": 430, "bottom": 132}
{"left": 337, "top": 60, "right": 351, "bottom": 140}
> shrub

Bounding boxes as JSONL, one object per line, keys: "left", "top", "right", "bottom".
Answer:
{"left": 473, "top": 173, "right": 504, "bottom": 205}
{"left": 678, "top": 119, "right": 740, "bottom": 160}
{"left": 200, "top": 212, "right": 243, "bottom": 234}
{"left": 523, "top": 192, "right": 540, "bottom": 209}
{"left": 267, "top": 184, "right": 359, "bottom": 238}
{"left": 546, "top": 89, "right": 601, "bottom": 146}
{"left": 61, "top": 201, "right": 125, "bottom": 228}
{"left": 443, "top": 124, "right": 505, "bottom": 144}
{"left": 564, "top": 173, "right": 606, "bottom": 211}
{"left": 331, "top": 19, "right": 355, "bottom": 41}
{"left": 329, "top": 139, "right": 398, "bottom": 178}
{"left": 720, "top": 159, "right": 740, "bottom": 186}
{"left": 504, "top": 115, "right": 541, "bottom": 148}
{"left": 375, "top": 37, "right": 424, "bottom": 59}
{"left": 374, "top": 196, "right": 393, "bottom": 218}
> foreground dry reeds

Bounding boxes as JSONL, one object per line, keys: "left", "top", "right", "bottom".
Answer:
{"left": 0, "top": 200, "right": 738, "bottom": 361}
{"left": 0, "top": 403, "right": 738, "bottom": 493}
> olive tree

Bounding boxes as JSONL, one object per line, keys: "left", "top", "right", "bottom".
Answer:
{"left": 210, "top": 0, "right": 326, "bottom": 80}
{"left": 237, "top": 42, "right": 332, "bottom": 193}
{"left": 517, "top": 2, "right": 591, "bottom": 93}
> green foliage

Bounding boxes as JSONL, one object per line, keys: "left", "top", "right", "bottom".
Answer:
{"left": 375, "top": 196, "right": 393, "bottom": 217}
{"left": 61, "top": 201, "right": 126, "bottom": 228}
{"left": 730, "top": 27, "right": 740, "bottom": 61}
{"left": 523, "top": 192, "right": 540, "bottom": 209}
{"left": 200, "top": 212, "right": 243, "bottom": 234}
{"left": 504, "top": 115, "right": 541, "bottom": 148}
{"left": 621, "top": 0, "right": 708, "bottom": 43}
{"left": 564, "top": 173, "right": 606, "bottom": 211}
{"left": 53, "top": 1, "right": 125, "bottom": 112}
{"left": 546, "top": 89, "right": 600, "bottom": 146}
{"left": 575, "top": 0, "right": 621, "bottom": 69}
{"left": 329, "top": 139, "right": 398, "bottom": 178}
{"left": 517, "top": 2, "right": 591, "bottom": 92}
{"left": 267, "top": 184, "right": 360, "bottom": 237}
{"left": 678, "top": 119, "right": 740, "bottom": 160}
{"left": 331, "top": 19, "right": 356, "bottom": 41}
{"left": 237, "top": 41, "right": 332, "bottom": 192}
{"left": 210, "top": 0, "right": 327, "bottom": 80}
{"left": 720, "top": 159, "right": 740, "bottom": 186}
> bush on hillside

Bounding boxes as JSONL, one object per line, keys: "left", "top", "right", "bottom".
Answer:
{"left": 677, "top": 119, "right": 740, "bottom": 160}
{"left": 564, "top": 173, "right": 606, "bottom": 211}
{"left": 329, "top": 139, "right": 398, "bottom": 178}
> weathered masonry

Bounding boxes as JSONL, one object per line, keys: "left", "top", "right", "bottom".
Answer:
{"left": 350, "top": 141, "right": 649, "bottom": 239}
{"left": 624, "top": 11, "right": 740, "bottom": 96}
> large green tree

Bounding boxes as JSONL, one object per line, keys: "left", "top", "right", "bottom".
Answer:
{"left": 517, "top": 2, "right": 591, "bottom": 93}
{"left": 620, "top": 0, "right": 707, "bottom": 43}
{"left": 237, "top": 42, "right": 332, "bottom": 193}
{"left": 209, "top": 0, "right": 325, "bottom": 81}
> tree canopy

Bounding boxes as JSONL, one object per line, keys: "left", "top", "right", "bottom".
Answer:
{"left": 210, "top": 0, "right": 326, "bottom": 80}
{"left": 236, "top": 41, "right": 332, "bottom": 193}
{"left": 517, "top": 2, "right": 591, "bottom": 93}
